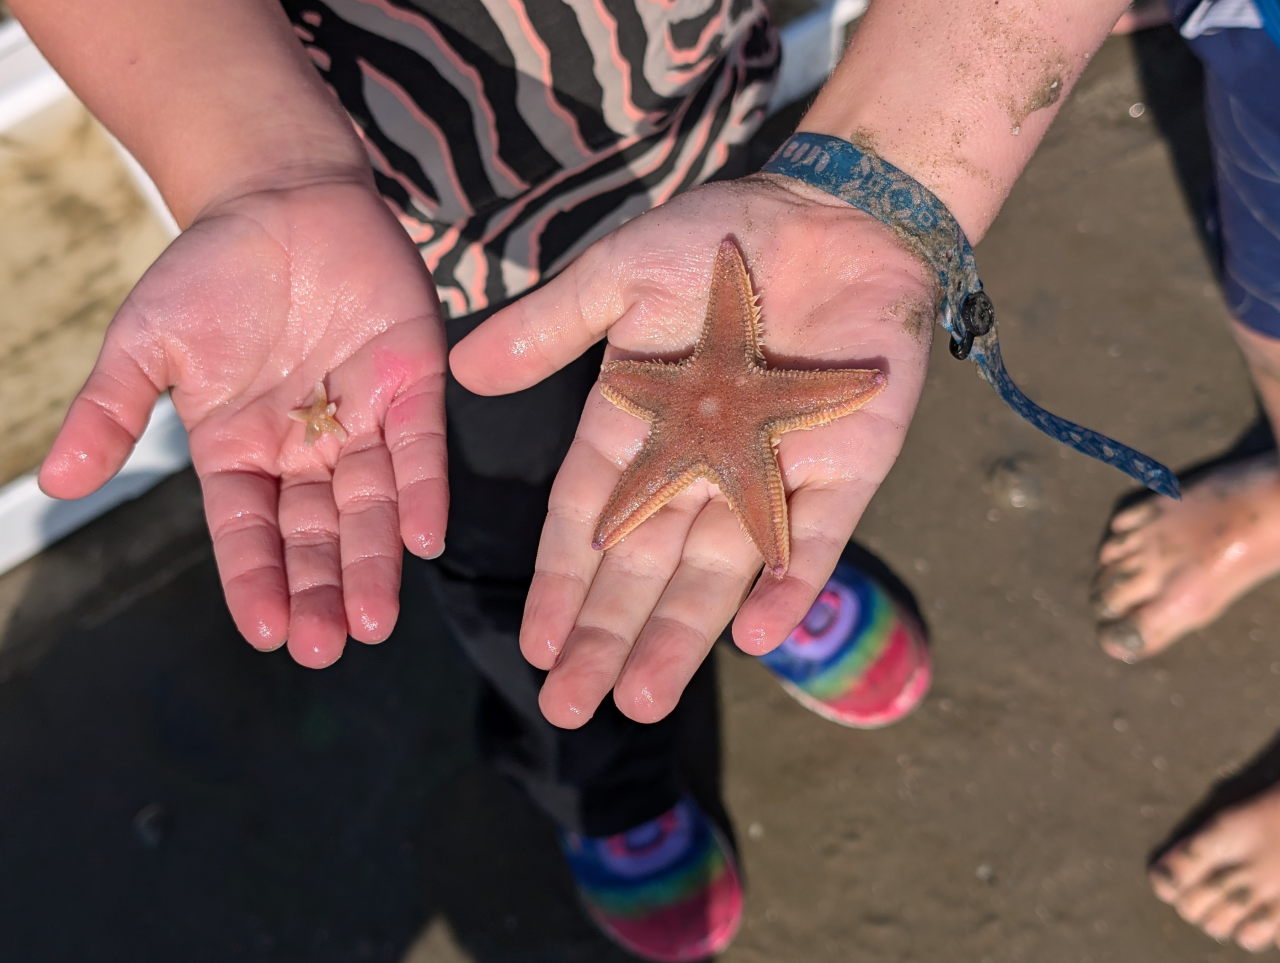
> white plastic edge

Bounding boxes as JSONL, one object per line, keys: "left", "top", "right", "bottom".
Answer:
{"left": 0, "top": 21, "right": 185, "bottom": 576}
{"left": 0, "top": 397, "right": 192, "bottom": 574}
{"left": 769, "top": 0, "right": 869, "bottom": 112}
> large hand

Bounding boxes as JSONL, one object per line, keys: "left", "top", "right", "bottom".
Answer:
{"left": 450, "top": 175, "right": 935, "bottom": 727}
{"left": 39, "top": 180, "right": 447, "bottom": 668}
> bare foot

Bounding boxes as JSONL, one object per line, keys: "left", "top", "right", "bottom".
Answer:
{"left": 1151, "top": 785, "right": 1280, "bottom": 952}
{"left": 1093, "top": 454, "right": 1280, "bottom": 662}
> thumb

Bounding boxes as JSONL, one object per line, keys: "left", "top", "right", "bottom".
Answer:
{"left": 39, "top": 329, "right": 167, "bottom": 499}
{"left": 448, "top": 240, "right": 624, "bottom": 396}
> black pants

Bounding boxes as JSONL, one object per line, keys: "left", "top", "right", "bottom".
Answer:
{"left": 414, "top": 303, "right": 715, "bottom": 836}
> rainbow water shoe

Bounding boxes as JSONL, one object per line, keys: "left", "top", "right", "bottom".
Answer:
{"left": 759, "top": 561, "right": 930, "bottom": 728}
{"left": 559, "top": 796, "right": 742, "bottom": 962}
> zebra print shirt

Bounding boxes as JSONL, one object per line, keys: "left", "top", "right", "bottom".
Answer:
{"left": 283, "top": 0, "right": 780, "bottom": 317}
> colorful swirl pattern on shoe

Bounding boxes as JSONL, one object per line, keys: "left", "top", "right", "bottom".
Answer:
{"left": 759, "top": 562, "right": 931, "bottom": 728}
{"left": 559, "top": 796, "right": 743, "bottom": 962}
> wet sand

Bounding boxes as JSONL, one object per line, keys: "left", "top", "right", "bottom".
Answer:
{"left": 0, "top": 95, "right": 168, "bottom": 485}
{"left": 2, "top": 30, "right": 1277, "bottom": 963}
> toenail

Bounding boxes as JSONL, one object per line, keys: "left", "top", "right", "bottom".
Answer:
{"left": 1100, "top": 619, "right": 1146, "bottom": 661}
{"left": 1122, "top": 637, "right": 1143, "bottom": 654}
{"left": 1092, "top": 594, "right": 1120, "bottom": 620}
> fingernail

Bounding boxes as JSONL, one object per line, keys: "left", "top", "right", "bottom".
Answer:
{"left": 411, "top": 532, "right": 445, "bottom": 558}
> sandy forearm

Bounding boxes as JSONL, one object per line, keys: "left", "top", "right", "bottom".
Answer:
{"left": 800, "top": 0, "right": 1131, "bottom": 241}
{"left": 11, "top": 0, "right": 369, "bottom": 226}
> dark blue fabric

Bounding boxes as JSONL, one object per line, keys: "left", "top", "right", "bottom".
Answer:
{"left": 1171, "top": 1, "right": 1280, "bottom": 336}
{"left": 1203, "top": 71, "right": 1280, "bottom": 336}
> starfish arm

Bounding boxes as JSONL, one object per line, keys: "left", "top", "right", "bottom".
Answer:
{"left": 592, "top": 427, "right": 701, "bottom": 551}
{"left": 761, "top": 368, "right": 886, "bottom": 434}
{"left": 325, "top": 417, "right": 349, "bottom": 443}
{"left": 598, "top": 360, "right": 688, "bottom": 420}
{"left": 303, "top": 420, "right": 321, "bottom": 446}
{"left": 695, "top": 240, "right": 765, "bottom": 368}
{"left": 708, "top": 437, "right": 790, "bottom": 575}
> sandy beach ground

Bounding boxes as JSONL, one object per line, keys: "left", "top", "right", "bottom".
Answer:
{"left": 2, "top": 26, "right": 1277, "bottom": 963}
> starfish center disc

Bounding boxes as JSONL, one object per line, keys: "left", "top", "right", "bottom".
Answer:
{"left": 697, "top": 396, "right": 721, "bottom": 419}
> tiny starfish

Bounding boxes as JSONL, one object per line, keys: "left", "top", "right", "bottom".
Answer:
{"left": 594, "top": 239, "right": 886, "bottom": 575}
{"left": 288, "top": 380, "right": 348, "bottom": 446}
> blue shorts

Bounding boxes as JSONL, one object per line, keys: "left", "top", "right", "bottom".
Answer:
{"left": 1172, "top": 3, "right": 1280, "bottom": 335}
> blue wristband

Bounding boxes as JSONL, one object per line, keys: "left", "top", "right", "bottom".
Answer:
{"left": 762, "top": 132, "right": 1179, "bottom": 500}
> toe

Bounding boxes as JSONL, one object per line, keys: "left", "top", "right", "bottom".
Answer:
{"left": 1150, "top": 840, "right": 1204, "bottom": 902}
{"left": 1150, "top": 860, "right": 1182, "bottom": 903}
{"left": 1200, "top": 884, "right": 1258, "bottom": 943}
{"left": 1113, "top": 575, "right": 1215, "bottom": 660}
{"left": 1111, "top": 499, "right": 1161, "bottom": 534}
{"left": 1175, "top": 863, "right": 1247, "bottom": 925}
{"left": 1151, "top": 835, "right": 1226, "bottom": 901}
{"left": 1091, "top": 562, "right": 1157, "bottom": 620}
{"left": 1235, "top": 905, "right": 1279, "bottom": 952}
{"left": 1099, "top": 617, "right": 1149, "bottom": 663}
{"left": 1098, "top": 527, "right": 1144, "bottom": 566}
{"left": 1099, "top": 581, "right": 1205, "bottom": 661}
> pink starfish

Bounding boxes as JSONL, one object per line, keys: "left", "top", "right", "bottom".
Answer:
{"left": 594, "top": 239, "right": 886, "bottom": 575}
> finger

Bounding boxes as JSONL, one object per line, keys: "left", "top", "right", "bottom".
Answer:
{"left": 385, "top": 377, "right": 448, "bottom": 559}
{"left": 450, "top": 239, "right": 717, "bottom": 396}
{"left": 202, "top": 468, "right": 290, "bottom": 650}
{"left": 332, "top": 436, "right": 401, "bottom": 644}
{"left": 520, "top": 390, "right": 648, "bottom": 670}
{"left": 733, "top": 479, "right": 873, "bottom": 654}
{"left": 39, "top": 331, "right": 166, "bottom": 499}
{"left": 612, "top": 498, "right": 764, "bottom": 723}
{"left": 448, "top": 240, "right": 617, "bottom": 396}
{"left": 278, "top": 474, "right": 347, "bottom": 668}
{"left": 537, "top": 485, "right": 700, "bottom": 728}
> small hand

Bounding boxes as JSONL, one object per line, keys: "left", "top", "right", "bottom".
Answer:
{"left": 39, "top": 179, "right": 447, "bottom": 667}
{"left": 450, "top": 174, "right": 935, "bottom": 726}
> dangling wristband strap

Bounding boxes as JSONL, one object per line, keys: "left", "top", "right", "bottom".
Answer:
{"left": 762, "top": 132, "right": 1179, "bottom": 500}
